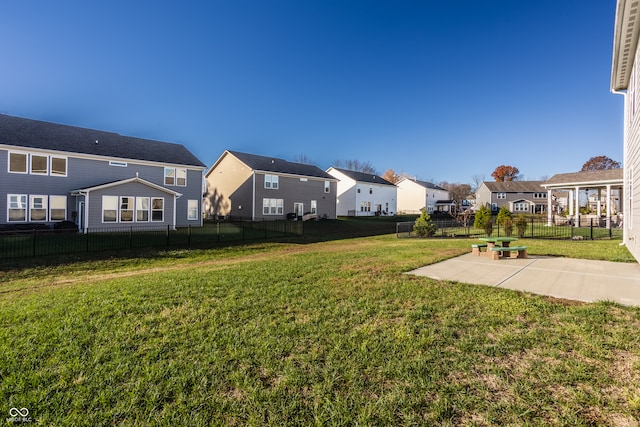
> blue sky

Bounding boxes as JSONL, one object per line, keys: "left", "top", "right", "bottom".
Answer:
{"left": 0, "top": 0, "right": 622, "bottom": 184}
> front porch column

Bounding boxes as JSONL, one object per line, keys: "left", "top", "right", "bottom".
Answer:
{"left": 575, "top": 186, "right": 581, "bottom": 226}
{"left": 606, "top": 184, "right": 612, "bottom": 229}
{"left": 568, "top": 189, "right": 574, "bottom": 216}
{"left": 547, "top": 190, "right": 553, "bottom": 226}
{"left": 596, "top": 188, "right": 602, "bottom": 217}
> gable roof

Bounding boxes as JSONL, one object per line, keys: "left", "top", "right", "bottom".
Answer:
{"left": 398, "top": 177, "right": 447, "bottom": 191}
{"left": 70, "top": 176, "right": 183, "bottom": 196}
{"left": 224, "top": 150, "right": 335, "bottom": 180}
{"left": 482, "top": 181, "right": 544, "bottom": 193}
{"left": 0, "top": 114, "right": 206, "bottom": 168}
{"left": 544, "top": 169, "right": 624, "bottom": 186}
{"left": 328, "top": 167, "right": 395, "bottom": 186}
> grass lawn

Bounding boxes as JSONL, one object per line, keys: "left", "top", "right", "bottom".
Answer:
{"left": 1, "top": 235, "right": 639, "bottom": 425}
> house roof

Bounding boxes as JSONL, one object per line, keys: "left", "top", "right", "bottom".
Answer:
{"left": 70, "top": 176, "right": 183, "bottom": 197}
{"left": 328, "top": 167, "right": 395, "bottom": 186}
{"left": 544, "top": 169, "right": 624, "bottom": 186}
{"left": 0, "top": 114, "right": 206, "bottom": 168}
{"left": 398, "top": 177, "right": 446, "bottom": 191}
{"left": 611, "top": 0, "right": 640, "bottom": 91}
{"left": 482, "top": 181, "right": 545, "bottom": 193}
{"left": 226, "top": 150, "right": 335, "bottom": 179}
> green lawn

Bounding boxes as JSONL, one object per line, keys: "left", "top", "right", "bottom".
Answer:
{"left": 1, "top": 236, "right": 639, "bottom": 425}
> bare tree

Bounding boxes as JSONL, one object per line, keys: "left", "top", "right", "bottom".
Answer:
{"left": 333, "top": 159, "right": 377, "bottom": 174}
{"left": 471, "top": 174, "right": 485, "bottom": 192}
{"left": 292, "top": 153, "right": 316, "bottom": 165}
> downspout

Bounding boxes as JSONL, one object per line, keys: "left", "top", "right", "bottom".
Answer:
{"left": 252, "top": 171, "right": 256, "bottom": 221}
{"left": 612, "top": 88, "right": 628, "bottom": 245}
{"left": 83, "top": 190, "right": 89, "bottom": 234}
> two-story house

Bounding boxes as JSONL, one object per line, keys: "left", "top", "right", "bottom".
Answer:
{"left": 475, "top": 181, "right": 548, "bottom": 214}
{"left": 203, "top": 150, "right": 337, "bottom": 221}
{"left": 612, "top": 0, "right": 640, "bottom": 262}
{"left": 396, "top": 178, "right": 449, "bottom": 214}
{"left": 326, "top": 167, "right": 397, "bottom": 216}
{"left": 0, "top": 114, "right": 206, "bottom": 232}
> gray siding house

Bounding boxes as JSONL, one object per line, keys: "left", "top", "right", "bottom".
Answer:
{"left": 475, "top": 181, "right": 548, "bottom": 214}
{"left": 204, "top": 150, "right": 337, "bottom": 220}
{"left": 0, "top": 114, "right": 206, "bottom": 232}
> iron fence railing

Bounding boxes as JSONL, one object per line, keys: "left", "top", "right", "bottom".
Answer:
{"left": 0, "top": 220, "right": 303, "bottom": 260}
{"left": 396, "top": 217, "right": 624, "bottom": 240}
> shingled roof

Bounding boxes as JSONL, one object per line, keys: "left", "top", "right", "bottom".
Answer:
{"left": 544, "top": 169, "right": 623, "bottom": 186}
{"left": 0, "top": 114, "right": 206, "bottom": 168}
{"left": 329, "top": 167, "right": 395, "bottom": 186}
{"left": 227, "top": 150, "right": 335, "bottom": 180}
{"left": 482, "top": 181, "right": 545, "bottom": 192}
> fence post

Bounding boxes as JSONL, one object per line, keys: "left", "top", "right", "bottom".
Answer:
{"left": 86, "top": 229, "right": 90, "bottom": 252}
{"left": 32, "top": 229, "right": 37, "bottom": 258}
{"left": 166, "top": 225, "right": 170, "bottom": 247}
{"left": 530, "top": 218, "right": 534, "bottom": 238}
{"left": 590, "top": 218, "right": 594, "bottom": 240}
{"left": 130, "top": 226, "right": 133, "bottom": 249}
{"left": 188, "top": 224, "right": 191, "bottom": 248}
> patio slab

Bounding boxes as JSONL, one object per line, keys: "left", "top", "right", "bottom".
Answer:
{"left": 407, "top": 253, "right": 640, "bottom": 306}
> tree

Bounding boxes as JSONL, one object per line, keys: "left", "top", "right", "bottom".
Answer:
{"left": 439, "top": 182, "right": 472, "bottom": 213}
{"left": 413, "top": 208, "right": 437, "bottom": 237}
{"left": 471, "top": 174, "right": 485, "bottom": 192}
{"left": 497, "top": 206, "right": 513, "bottom": 236}
{"left": 333, "top": 159, "right": 377, "bottom": 174}
{"left": 381, "top": 168, "right": 401, "bottom": 184}
{"left": 474, "top": 205, "right": 491, "bottom": 230}
{"left": 581, "top": 155, "right": 621, "bottom": 171}
{"left": 292, "top": 153, "right": 316, "bottom": 165}
{"left": 491, "top": 165, "right": 520, "bottom": 182}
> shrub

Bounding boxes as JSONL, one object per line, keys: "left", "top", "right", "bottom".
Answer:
{"left": 474, "top": 205, "right": 491, "bottom": 230}
{"left": 515, "top": 215, "right": 528, "bottom": 238}
{"left": 483, "top": 216, "right": 494, "bottom": 237}
{"left": 502, "top": 217, "right": 513, "bottom": 236}
{"left": 413, "top": 208, "right": 438, "bottom": 237}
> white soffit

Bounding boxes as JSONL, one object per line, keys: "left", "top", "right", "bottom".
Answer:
{"left": 612, "top": 0, "right": 640, "bottom": 91}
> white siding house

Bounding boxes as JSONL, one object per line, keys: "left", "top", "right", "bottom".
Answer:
{"left": 396, "top": 178, "right": 449, "bottom": 214}
{"left": 326, "top": 168, "right": 397, "bottom": 216}
{"left": 612, "top": 0, "right": 640, "bottom": 262}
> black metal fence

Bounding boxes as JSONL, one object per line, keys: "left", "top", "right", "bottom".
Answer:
{"left": 0, "top": 220, "right": 303, "bottom": 260}
{"left": 397, "top": 216, "right": 624, "bottom": 240}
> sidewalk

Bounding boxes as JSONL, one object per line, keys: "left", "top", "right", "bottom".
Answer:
{"left": 407, "top": 253, "right": 640, "bottom": 306}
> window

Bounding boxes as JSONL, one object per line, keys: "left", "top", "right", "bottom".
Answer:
{"left": 187, "top": 200, "right": 198, "bottom": 220}
{"left": 533, "top": 192, "right": 547, "bottom": 199}
{"left": 29, "top": 195, "right": 47, "bottom": 221}
{"left": 369, "top": 187, "right": 373, "bottom": 195}
{"left": 262, "top": 198, "right": 284, "bottom": 215}
{"left": 151, "top": 198, "right": 164, "bottom": 222}
{"left": 176, "top": 168, "right": 187, "bottom": 186}
{"left": 103, "top": 196, "right": 118, "bottom": 222}
{"left": 136, "top": 197, "right": 149, "bottom": 222}
{"left": 360, "top": 201, "right": 371, "bottom": 212}
{"left": 30, "top": 154, "right": 48, "bottom": 175}
{"left": 311, "top": 200, "right": 317, "bottom": 215}
{"left": 265, "top": 174, "right": 279, "bottom": 189}
{"left": 120, "top": 197, "right": 134, "bottom": 222}
{"left": 357, "top": 188, "right": 361, "bottom": 193}
{"left": 164, "top": 167, "right": 186, "bottom": 186}
{"left": 497, "top": 192, "right": 506, "bottom": 199}
{"left": 514, "top": 202, "right": 529, "bottom": 212}
{"left": 324, "top": 181, "right": 330, "bottom": 193}
{"left": 8, "top": 195, "right": 27, "bottom": 222}
{"left": 50, "top": 156, "right": 67, "bottom": 176}
{"left": 49, "top": 196, "right": 67, "bottom": 221}
{"left": 8, "top": 152, "right": 27, "bottom": 173}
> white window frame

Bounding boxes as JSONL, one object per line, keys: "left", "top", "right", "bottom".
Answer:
{"left": 50, "top": 156, "right": 68, "bottom": 177}
{"left": 187, "top": 199, "right": 199, "bottom": 220}
{"left": 8, "top": 194, "right": 27, "bottom": 222}
{"left": 497, "top": 192, "right": 506, "bottom": 199}
{"left": 49, "top": 196, "right": 67, "bottom": 221}
{"left": 136, "top": 197, "right": 150, "bottom": 222}
{"left": 324, "top": 181, "right": 331, "bottom": 193}
{"left": 176, "top": 168, "right": 187, "bottom": 186}
{"left": 8, "top": 151, "right": 28, "bottom": 174}
{"left": 151, "top": 198, "right": 164, "bottom": 222}
{"left": 262, "top": 198, "right": 284, "bottom": 215}
{"left": 265, "top": 174, "right": 279, "bottom": 189}
{"left": 120, "top": 196, "right": 134, "bottom": 222}
{"left": 164, "top": 168, "right": 176, "bottom": 186}
{"left": 311, "top": 200, "right": 317, "bottom": 215}
{"left": 29, "top": 195, "right": 48, "bottom": 222}
{"left": 30, "top": 154, "right": 49, "bottom": 175}
{"left": 514, "top": 202, "right": 529, "bottom": 212}
{"left": 103, "top": 196, "right": 119, "bottom": 223}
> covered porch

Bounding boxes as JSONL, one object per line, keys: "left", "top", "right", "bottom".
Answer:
{"left": 542, "top": 169, "right": 624, "bottom": 228}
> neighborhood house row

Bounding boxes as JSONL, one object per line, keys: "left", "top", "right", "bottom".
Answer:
{"left": 0, "top": 113, "right": 623, "bottom": 232}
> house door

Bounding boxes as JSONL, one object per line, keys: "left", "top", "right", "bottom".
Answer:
{"left": 294, "top": 203, "right": 304, "bottom": 219}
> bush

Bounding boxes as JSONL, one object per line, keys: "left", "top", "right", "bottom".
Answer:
{"left": 484, "top": 217, "right": 494, "bottom": 237}
{"left": 497, "top": 206, "right": 513, "bottom": 236}
{"left": 474, "top": 205, "right": 491, "bottom": 230}
{"left": 515, "top": 215, "right": 528, "bottom": 238}
{"left": 413, "top": 208, "right": 438, "bottom": 237}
